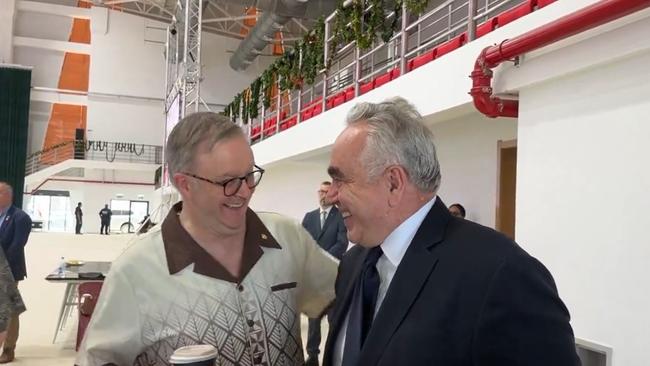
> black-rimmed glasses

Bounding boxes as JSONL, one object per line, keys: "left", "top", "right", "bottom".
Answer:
{"left": 182, "top": 165, "right": 265, "bottom": 196}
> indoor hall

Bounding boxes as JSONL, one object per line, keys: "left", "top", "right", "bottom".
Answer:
{"left": 1, "top": 0, "right": 649, "bottom": 365}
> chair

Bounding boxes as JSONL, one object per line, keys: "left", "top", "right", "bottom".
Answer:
{"left": 389, "top": 67, "right": 401, "bottom": 80}
{"left": 409, "top": 49, "right": 436, "bottom": 71}
{"left": 360, "top": 80, "right": 374, "bottom": 95}
{"left": 344, "top": 86, "right": 355, "bottom": 101}
{"left": 497, "top": 2, "right": 534, "bottom": 27}
{"left": 436, "top": 33, "right": 466, "bottom": 58}
{"left": 76, "top": 282, "right": 103, "bottom": 351}
{"left": 311, "top": 102, "right": 323, "bottom": 117}
{"left": 374, "top": 72, "right": 392, "bottom": 88}
{"left": 332, "top": 91, "right": 346, "bottom": 108}
{"left": 476, "top": 17, "right": 498, "bottom": 38}
{"left": 537, "top": 0, "right": 555, "bottom": 9}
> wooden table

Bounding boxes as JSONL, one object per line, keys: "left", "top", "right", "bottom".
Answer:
{"left": 45, "top": 261, "right": 111, "bottom": 343}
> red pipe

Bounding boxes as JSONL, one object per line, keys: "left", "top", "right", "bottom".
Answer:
{"left": 470, "top": 0, "right": 650, "bottom": 118}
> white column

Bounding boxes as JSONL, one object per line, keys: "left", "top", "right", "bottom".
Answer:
{"left": 0, "top": 0, "right": 17, "bottom": 63}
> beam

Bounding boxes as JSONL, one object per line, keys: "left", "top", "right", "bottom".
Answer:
{"left": 13, "top": 36, "right": 91, "bottom": 53}
{"left": 18, "top": 0, "right": 91, "bottom": 18}
{"left": 204, "top": 14, "right": 259, "bottom": 23}
{"left": 30, "top": 87, "right": 88, "bottom": 105}
{"left": 13, "top": 36, "right": 91, "bottom": 54}
{"left": 103, "top": 0, "right": 139, "bottom": 5}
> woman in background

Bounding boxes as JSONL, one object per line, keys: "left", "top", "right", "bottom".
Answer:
{"left": 0, "top": 247, "right": 25, "bottom": 345}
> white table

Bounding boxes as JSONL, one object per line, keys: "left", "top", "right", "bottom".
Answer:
{"left": 45, "top": 261, "right": 111, "bottom": 343}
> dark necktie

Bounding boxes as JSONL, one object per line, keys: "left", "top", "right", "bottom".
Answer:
{"left": 341, "top": 246, "right": 383, "bottom": 366}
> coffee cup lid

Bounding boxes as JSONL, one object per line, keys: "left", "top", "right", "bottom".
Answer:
{"left": 169, "top": 345, "right": 218, "bottom": 363}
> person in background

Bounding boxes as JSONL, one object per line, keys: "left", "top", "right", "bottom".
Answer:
{"left": 322, "top": 97, "right": 579, "bottom": 366}
{"left": 77, "top": 112, "right": 337, "bottom": 366}
{"left": 448, "top": 203, "right": 466, "bottom": 218}
{"left": 301, "top": 181, "right": 348, "bottom": 366}
{"left": 99, "top": 204, "right": 112, "bottom": 235}
{"left": 75, "top": 202, "right": 83, "bottom": 234}
{"left": 0, "top": 182, "right": 32, "bottom": 363}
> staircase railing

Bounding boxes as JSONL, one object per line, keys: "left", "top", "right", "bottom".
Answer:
{"left": 25, "top": 140, "right": 164, "bottom": 176}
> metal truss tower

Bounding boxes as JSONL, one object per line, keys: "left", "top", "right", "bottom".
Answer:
{"left": 164, "top": 0, "right": 202, "bottom": 119}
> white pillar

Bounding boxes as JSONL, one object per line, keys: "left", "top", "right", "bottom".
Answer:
{"left": 0, "top": 0, "right": 17, "bottom": 63}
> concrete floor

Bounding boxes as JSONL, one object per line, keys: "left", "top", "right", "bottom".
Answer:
{"left": 6, "top": 231, "right": 326, "bottom": 365}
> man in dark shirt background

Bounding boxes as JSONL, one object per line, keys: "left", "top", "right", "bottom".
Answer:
{"left": 99, "top": 204, "right": 112, "bottom": 235}
{"left": 75, "top": 202, "right": 83, "bottom": 234}
{"left": 301, "top": 181, "right": 348, "bottom": 366}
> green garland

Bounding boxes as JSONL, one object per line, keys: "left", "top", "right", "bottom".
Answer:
{"left": 225, "top": 0, "right": 430, "bottom": 120}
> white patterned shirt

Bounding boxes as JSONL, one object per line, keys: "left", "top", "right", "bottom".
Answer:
{"left": 76, "top": 202, "right": 338, "bottom": 366}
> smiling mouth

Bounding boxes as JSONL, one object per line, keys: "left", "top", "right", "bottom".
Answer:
{"left": 225, "top": 202, "right": 245, "bottom": 209}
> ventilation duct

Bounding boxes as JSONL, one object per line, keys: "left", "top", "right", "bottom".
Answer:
{"left": 229, "top": 0, "right": 336, "bottom": 71}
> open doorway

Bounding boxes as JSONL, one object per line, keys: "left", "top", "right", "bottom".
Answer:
{"left": 110, "top": 199, "right": 149, "bottom": 233}
{"left": 496, "top": 139, "right": 517, "bottom": 239}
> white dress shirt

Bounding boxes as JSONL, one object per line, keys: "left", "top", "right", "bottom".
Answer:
{"left": 320, "top": 206, "right": 332, "bottom": 229}
{"left": 333, "top": 196, "right": 436, "bottom": 366}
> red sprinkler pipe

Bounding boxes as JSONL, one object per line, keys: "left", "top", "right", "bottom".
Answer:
{"left": 470, "top": 0, "right": 650, "bottom": 118}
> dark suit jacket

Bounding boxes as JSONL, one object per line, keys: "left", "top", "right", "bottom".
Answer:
{"left": 302, "top": 206, "right": 348, "bottom": 260}
{"left": 323, "top": 198, "right": 579, "bottom": 366}
{"left": 0, "top": 206, "right": 32, "bottom": 281}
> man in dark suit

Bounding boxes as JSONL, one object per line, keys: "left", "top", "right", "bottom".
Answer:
{"left": 302, "top": 181, "right": 348, "bottom": 366}
{"left": 322, "top": 98, "right": 580, "bottom": 366}
{"left": 0, "top": 182, "right": 32, "bottom": 363}
{"left": 75, "top": 202, "right": 83, "bottom": 234}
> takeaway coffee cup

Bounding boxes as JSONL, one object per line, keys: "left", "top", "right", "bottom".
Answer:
{"left": 169, "top": 345, "right": 218, "bottom": 366}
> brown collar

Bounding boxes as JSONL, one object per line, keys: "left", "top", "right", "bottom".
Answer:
{"left": 161, "top": 202, "right": 281, "bottom": 283}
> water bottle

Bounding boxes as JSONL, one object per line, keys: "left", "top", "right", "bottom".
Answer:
{"left": 57, "top": 256, "right": 66, "bottom": 278}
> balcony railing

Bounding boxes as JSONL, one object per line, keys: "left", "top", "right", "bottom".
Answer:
{"left": 25, "top": 140, "right": 163, "bottom": 176}
{"left": 230, "top": 0, "right": 544, "bottom": 142}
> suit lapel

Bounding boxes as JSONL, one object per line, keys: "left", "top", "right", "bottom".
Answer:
{"left": 0, "top": 206, "right": 15, "bottom": 238}
{"left": 358, "top": 198, "right": 450, "bottom": 365}
{"left": 323, "top": 247, "right": 367, "bottom": 365}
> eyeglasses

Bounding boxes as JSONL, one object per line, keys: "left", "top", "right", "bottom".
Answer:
{"left": 182, "top": 165, "right": 265, "bottom": 197}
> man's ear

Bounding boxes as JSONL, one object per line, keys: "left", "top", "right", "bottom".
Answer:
{"left": 386, "top": 165, "right": 407, "bottom": 207}
{"left": 172, "top": 173, "right": 191, "bottom": 196}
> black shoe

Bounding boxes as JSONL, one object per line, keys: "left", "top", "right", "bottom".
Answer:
{"left": 305, "top": 355, "right": 319, "bottom": 366}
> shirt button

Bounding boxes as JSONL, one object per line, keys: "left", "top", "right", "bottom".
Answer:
{"left": 237, "top": 284, "right": 244, "bottom": 292}
{"left": 247, "top": 319, "right": 255, "bottom": 327}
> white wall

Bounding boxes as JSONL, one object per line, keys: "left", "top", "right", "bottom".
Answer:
{"left": 13, "top": 47, "right": 64, "bottom": 88}
{"left": 14, "top": 10, "right": 72, "bottom": 42}
{"left": 250, "top": 161, "right": 331, "bottom": 222}
{"left": 0, "top": 0, "right": 16, "bottom": 63}
{"left": 86, "top": 95, "right": 164, "bottom": 145}
{"left": 431, "top": 113, "right": 517, "bottom": 227}
{"left": 200, "top": 32, "right": 275, "bottom": 106}
{"left": 516, "top": 49, "right": 650, "bottom": 366}
{"left": 89, "top": 9, "right": 165, "bottom": 98}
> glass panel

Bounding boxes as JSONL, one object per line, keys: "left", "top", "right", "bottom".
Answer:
{"left": 33, "top": 195, "right": 51, "bottom": 231}
{"left": 110, "top": 199, "right": 131, "bottom": 233}
{"left": 48, "top": 196, "right": 69, "bottom": 232}
{"left": 129, "top": 201, "right": 149, "bottom": 233}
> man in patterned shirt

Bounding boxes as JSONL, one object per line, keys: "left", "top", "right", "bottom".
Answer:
{"left": 77, "top": 112, "right": 338, "bottom": 366}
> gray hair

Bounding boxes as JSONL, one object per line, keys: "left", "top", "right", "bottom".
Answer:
{"left": 165, "top": 112, "right": 244, "bottom": 187}
{"left": 345, "top": 97, "right": 441, "bottom": 193}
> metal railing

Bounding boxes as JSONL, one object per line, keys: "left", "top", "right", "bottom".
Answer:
{"left": 25, "top": 140, "right": 164, "bottom": 176}
{"left": 242, "top": 0, "right": 530, "bottom": 143}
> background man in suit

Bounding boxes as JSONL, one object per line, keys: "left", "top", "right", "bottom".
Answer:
{"left": 322, "top": 98, "right": 580, "bottom": 366}
{"left": 302, "top": 181, "right": 348, "bottom": 365}
{"left": 0, "top": 182, "right": 32, "bottom": 363}
{"left": 75, "top": 202, "right": 83, "bottom": 234}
